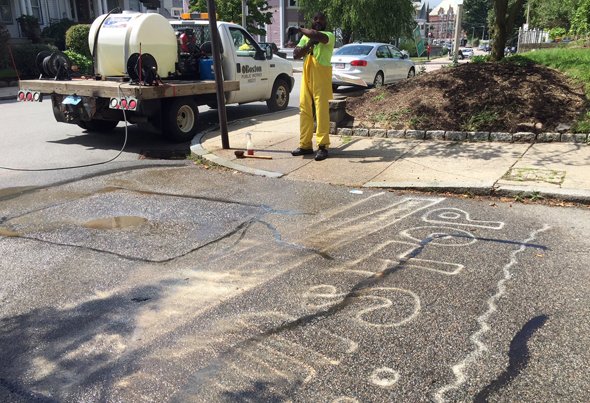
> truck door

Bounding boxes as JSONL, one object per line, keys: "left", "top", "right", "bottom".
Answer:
{"left": 225, "top": 27, "right": 270, "bottom": 103}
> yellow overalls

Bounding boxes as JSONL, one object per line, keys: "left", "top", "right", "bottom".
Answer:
{"left": 299, "top": 51, "right": 333, "bottom": 149}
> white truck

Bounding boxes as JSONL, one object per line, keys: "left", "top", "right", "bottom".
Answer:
{"left": 17, "top": 11, "right": 294, "bottom": 142}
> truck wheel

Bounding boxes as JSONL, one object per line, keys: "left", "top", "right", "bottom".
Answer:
{"left": 266, "top": 78, "right": 289, "bottom": 112}
{"left": 164, "top": 98, "right": 199, "bottom": 143}
{"left": 78, "top": 119, "right": 119, "bottom": 132}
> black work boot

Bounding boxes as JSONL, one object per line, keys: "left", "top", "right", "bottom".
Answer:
{"left": 315, "top": 146, "right": 328, "bottom": 161}
{"left": 291, "top": 147, "right": 314, "bottom": 156}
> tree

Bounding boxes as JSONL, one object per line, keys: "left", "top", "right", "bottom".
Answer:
{"left": 490, "top": 0, "right": 526, "bottom": 60}
{"left": 528, "top": 0, "right": 577, "bottom": 31}
{"left": 462, "top": 0, "right": 492, "bottom": 39}
{"left": 191, "top": 0, "right": 272, "bottom": 36}
{"left": 299, "top": 0, "right": 415, "bottom": 44}
{"left": 570, "top": 0, "right": 590, "bottom": 36}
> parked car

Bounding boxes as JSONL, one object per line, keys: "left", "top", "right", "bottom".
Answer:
{"left": 448, "top": 48, "right": 465, "bottom": 59}
{"left": 331, "top": 42, "right": 415, "bottom": 89}
{"left": 460, "top": 47, "right": 474, "bottom": 58}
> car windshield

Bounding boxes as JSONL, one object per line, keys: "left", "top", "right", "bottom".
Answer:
{"left": 334, "top": 45, "right": 373, "bottom": 56}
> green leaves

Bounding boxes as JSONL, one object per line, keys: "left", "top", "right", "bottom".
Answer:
{"left": 299, "top": 0, "right": 415, "bottom": 43}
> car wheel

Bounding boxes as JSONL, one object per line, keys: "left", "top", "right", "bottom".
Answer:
{"left": 373, "top": 71, "right": 384, "bottom": 88}
{"left": 78, "top": 119, "right": 119, "bottom": 133}
{"left": 332, "top": 84, "right": 339, "bottom": 92}
{"left": 163, "top": 97, "right": 199, "bottom": 143}
{"left": 407, "top": 67, "right": 415, "bottom": 78}
{"left": 266, "top": 78, "right": 290, "bottom": 112}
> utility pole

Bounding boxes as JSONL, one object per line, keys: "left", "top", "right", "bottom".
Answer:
{"left": 207, "top": 0, "right": 230, "bottom": 149}
{"left": 242, "top": 0, "right": 247, "bottom": 29}
{"left": 452, "top": 0, "right": 464, "bottom": 63}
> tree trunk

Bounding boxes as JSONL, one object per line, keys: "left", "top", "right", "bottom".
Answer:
{"left": 491, "top": 0, "right": 507, "bottom": 60}
{"left": 491, "top": 0, "right": 526, "bottom": 61}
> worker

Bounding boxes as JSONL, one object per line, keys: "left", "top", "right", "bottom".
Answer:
{"left": 291, "top": 12, "right": 335, "bottom": 161}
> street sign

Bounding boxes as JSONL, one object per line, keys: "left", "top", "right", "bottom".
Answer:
{"left": 413, "top": 26, "right": 425, "bottom": 56}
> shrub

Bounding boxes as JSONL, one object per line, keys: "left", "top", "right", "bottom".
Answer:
{"left": 66, "top": 24, "right": 91, "bottom": 58}
{"left": 64, "top": 49, "right": 93, "bottom": 75}
{"left": 10, "top": 43, "right": 57, "bottom": 78}
{"left": 0, "top": 23, "right": 10, "bottom": 68}
{"left": 16, "top": 15, "right": 42, "bottom": 43}
{"left": 42, "top": 18, "right": 75, "bottom": 50}
{"left": 549, "top": 27, "right": 567, "bottom": 41}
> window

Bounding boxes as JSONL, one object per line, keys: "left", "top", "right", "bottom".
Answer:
{"left": 288, "top": 0, "right": 299, "bottom": 8}
{"left": 0, "top": 0, "right": 12, "bottom": 24}
{"left": 388, "top": 46, "right": 402, "bottom": 58}
{"left": 376, "top": 46, "right": 391, "bottom": 58}
{"left": 229, "top": 27, "right": 258, "bottom": 57}
{"left": 30, "top": 0, "right": 43, "bottom": 24}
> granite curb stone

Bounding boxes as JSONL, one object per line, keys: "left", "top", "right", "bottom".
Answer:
{"left": 334, "top": 126, "right": 588, "bottom": 144}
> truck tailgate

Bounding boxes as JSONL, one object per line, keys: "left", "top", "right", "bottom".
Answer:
{"left": 18, "top": 79, "right": 240, "bottom": 99}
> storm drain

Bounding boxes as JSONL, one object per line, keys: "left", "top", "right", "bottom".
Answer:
{"left": 139, "top": 149, "right": 190, "bottom": 160}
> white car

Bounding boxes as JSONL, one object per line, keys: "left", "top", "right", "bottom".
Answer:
{"left": 331, "top": 42, "right": 415, "bottom": 90}
{"left": 460, "top": 47, "right": 474, "bottom": 58}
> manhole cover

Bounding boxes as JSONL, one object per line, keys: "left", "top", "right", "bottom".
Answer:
{"left": 139, "top": 149, "right": 190, "bottom": 160}
{"left": 503, "top": 167, "right": 565, "bottom": 184}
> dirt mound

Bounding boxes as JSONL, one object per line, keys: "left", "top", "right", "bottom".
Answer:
{"left": 345, "top": 61, "right": 588, "bottom": 133}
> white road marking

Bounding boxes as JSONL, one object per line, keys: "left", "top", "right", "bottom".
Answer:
{"left": 433, "top": 224, "right": 551, "bottom": 402}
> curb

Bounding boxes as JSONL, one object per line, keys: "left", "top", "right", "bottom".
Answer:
{"left": 190, "top": 125, "right": 284, "bottom": 179}
{"left": 335, "top": 127, "right": 589, "bottom": 144}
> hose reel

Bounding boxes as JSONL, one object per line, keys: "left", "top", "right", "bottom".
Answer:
{"left": 127, "top": 53, "right": 159, "bottom": 85}
{"left": 36, "top": 51, "right": 72, "bottom": 80}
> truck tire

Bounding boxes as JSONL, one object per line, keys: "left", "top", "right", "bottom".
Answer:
{"left": 164, "top": 97, "right": 199, "bottom": 143}
{"left": 78, "top": 119, "right": 119, "bottom": 133}
{"left": 266, "top": 78, "right": 290, "bottom": 112}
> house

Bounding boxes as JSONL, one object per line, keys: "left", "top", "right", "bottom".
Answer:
{"left": 428, "top": 0, "right": 463, "bottom": 41}
{"left": 1, "top": 0, "right": 158, "bottom": 41}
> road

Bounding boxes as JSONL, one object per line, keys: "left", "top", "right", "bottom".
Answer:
{"left": 0, "top": 164, "right": 589, "bottom": 402}
{"left": 0, "top": 72, "right": 303, "bottom": 189}
{"left": 1, "top": 57, "right": 589, "bottom": 401}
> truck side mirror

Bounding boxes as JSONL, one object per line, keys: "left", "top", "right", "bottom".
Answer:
{"left": 254, "top": 48, "right": 267, "bottom": 61}
{"left": 265, "top": 46, "right": 273, "bottom": 60}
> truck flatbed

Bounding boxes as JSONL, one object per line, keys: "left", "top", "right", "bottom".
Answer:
{"left": 19, "top": 78, "right": 240, "bottom": 100}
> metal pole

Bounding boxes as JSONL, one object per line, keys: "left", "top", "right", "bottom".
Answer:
{"left": 241, "top": 0, "right": 247, "bottom": 28}
{"left": 452, "top": 2, "right": 463, "bottom": 62}
{"left": 207, "top": 0, "right": 230, "bottom": 149}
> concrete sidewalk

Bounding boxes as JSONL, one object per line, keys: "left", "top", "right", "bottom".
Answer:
{"left": 192, "top": 109, "right": 590, "bottom": 203}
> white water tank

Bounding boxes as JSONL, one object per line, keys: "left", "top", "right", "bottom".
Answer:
{"left": 88, "top": 11, "right": 177, "bottom": 78}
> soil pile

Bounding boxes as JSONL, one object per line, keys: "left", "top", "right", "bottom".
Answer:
{"left": 345, "top": 61, "right": 588, "bottom": 133}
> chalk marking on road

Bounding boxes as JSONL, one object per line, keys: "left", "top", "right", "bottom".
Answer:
{"left": 400, "top": 226, "right": 477, "bottom": 246}
{"left": 401, "top": 257, "right": 465, "bottom": 276}
{"left": 422, "top": 208, "right": 505, "bottom": 229}
{"left": 369, "top": 367, "right": 400, "bottom": 388}
{"left": 302, "top": 285, "right": 421, "bottom": 328}
{"left": 302, "top": 284, "right": 347, "bottom": 309}
{"left": 332, "top": 397, "right": 360, "bottom": 403}
{"left": 354, "top": 288, "right": 421, "bottom": 328}
{"left": 308, "top": 198, "right": 445, "bottom": 252}
{"left": 433, "top": 224, "right": 551, "bottom": 403}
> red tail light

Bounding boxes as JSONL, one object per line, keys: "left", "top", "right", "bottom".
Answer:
{"left": 350, "top": 60, "right": 368, "bottom": 67}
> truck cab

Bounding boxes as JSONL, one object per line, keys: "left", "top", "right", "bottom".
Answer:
{"left": 169, "top": 18, "right": 294, "bottom": 110}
